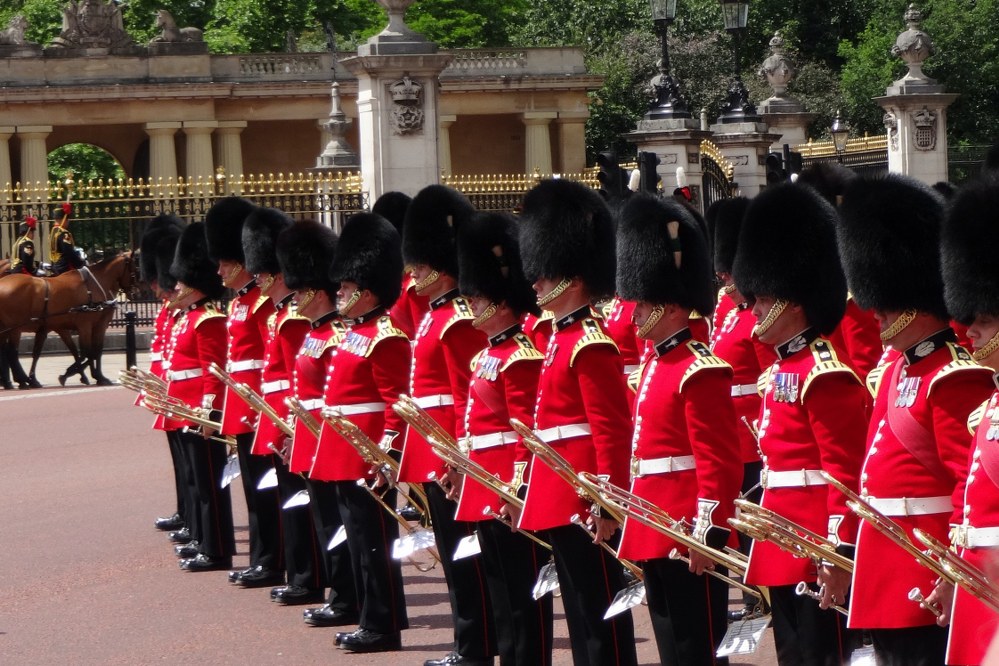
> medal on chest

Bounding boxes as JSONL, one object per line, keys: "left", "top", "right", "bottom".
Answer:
{"left": 342, "top": 331, "right": 371, "bottom": 356}
{"left": 230, "top": 303, "right": 249, "bottom": 323}
{"left": 476, "top": 355, "right": 500, "bottom": 381}
{"left": 894, "top": 371, "right": 921, "bottom": 408}
{"left": 770, "top": 372, "right": 799, "bottom": 403}
{"left": 302, "top": 334, "right": 325, "bottom": 358}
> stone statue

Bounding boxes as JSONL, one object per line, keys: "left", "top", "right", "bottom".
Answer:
{"left": 51, "top": 0, "right": 134, "bottom": 50}
{"left": 0, "top": 15, "right": 29, "bottom": 45}
{"left": 759, "top": 32, "right": 794, "bottom": 99}
{"left": 150, "top": 10, "right": 203, "bottom": 43}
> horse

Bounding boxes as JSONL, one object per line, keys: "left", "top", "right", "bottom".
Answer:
{"left": 151, "top": 10, "right": 203, "bottom": 43}
{"left": 0, "top": 15, "right": 28, "bottom": 46}
{"left": 0, "top": 252, "right": 137, "bottom": 387}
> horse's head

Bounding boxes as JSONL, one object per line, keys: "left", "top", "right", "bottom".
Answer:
{"left": 155, "top": 10, "right": 172, "bottom": 29}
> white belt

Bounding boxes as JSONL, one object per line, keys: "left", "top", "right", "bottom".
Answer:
{"left": 149, "top": 352, "right": 163, "bottom": 362}
{"left": 623, "top": 364, "right": 640, "bottom": 375}
{"left": 467, "top": 431, "right": 518, "bottom": 451}
{"left": 299, "top": 398, "right": 325, "bottom": 411}
{"left": 632, "top": 454, "right": 696, "bottom": 477}
{"left": 731, "top": 383, "right": 758, "bottom": 397}
{"left": 762, "top": 468, "right": 828, "bottom": 489}
{"left": 261, "top": 380, "right": 290, "bottom": 395}
{"left": 228, "top": 359, "right": 266, "bottom": 372}
{"left": 535, "top": 423, "right": 592, "bottom": 443}
{"left": 866, "top": 495, "right": 953, "bottom": 517}
{"left": 953, "top": 525, "right": 999, "bottom": 549}
{"left": 329, "top": 402, "right": 386, "bottom": 416}
{"left": 414, "top": 394, "right": 455, "bottom": 409}
{"left": 168, "top": 368, "right": 203, "bottom": 381}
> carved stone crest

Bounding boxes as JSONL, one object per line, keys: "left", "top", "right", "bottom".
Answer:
{"left": 883, "top": 111, "right": 900, "bottom": 151}
{"left": 51, "top": 0, "right": 133, "bottom": 50}
{"left": 389, "top": 75, "right": 424, "bottom": 135}
{"left": 911, "top": 107, "right": 937, "bottom": 151}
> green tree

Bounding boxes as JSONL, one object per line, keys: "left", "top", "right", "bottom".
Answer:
{"left": 47, "top": 144, "right": 125, "bottom": 185}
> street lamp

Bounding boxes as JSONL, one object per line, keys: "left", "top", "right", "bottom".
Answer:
{"left": 645, "top": 0, "right": 690, "bottom": 120}
{"left": 830, "top": 110, "right": 850, "bottom": 163}
{"left": 717, "top": 0, "right": 761, "bottom": 124}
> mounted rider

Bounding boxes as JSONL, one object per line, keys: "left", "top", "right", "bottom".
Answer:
{"left": 49, "top": 203, "right": 85, "bottom": 275}
{"left": 7, "top": 216, "right": 37, "bottom": 275}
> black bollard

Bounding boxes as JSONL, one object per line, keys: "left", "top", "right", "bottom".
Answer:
{"left": 125, "top": 311, "right": 137, "bottom": 369}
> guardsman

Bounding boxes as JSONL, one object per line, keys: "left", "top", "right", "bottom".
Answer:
{"left": 930, "top": 174, "right": 999, "bottom": 664}
{"left": 837, "top": 174, "right": 994, "bottom": 665}
{"left": 515, "top": 178, "right": 638, "bottom": 666}
{"left": 317, "top": 212, "right": 411, "bottom": 653}
{"left": 7, "top": 216, "right": 37, "bottom": 275}
{"left": 49, "top": 203, "right": 83, "bottom": 274}
{"left": 454, "top": 210, "right": 554, "bottom": 666}
{"left": 374, "top": 191, "right": 429, "bottom": 340}
{"left": 205, "top": 197, "right": 284, "bottom": 588}
{"left": 166, "top": 222, "right": 236, "bottom": 572}
{"left": 616, "top": 194, "right": 742, "bottom": 665}
{"left": 241, "top": 207, "right": 326, "bottom": 604}
{"left": 732, "top": 183, "right": 869, "bottom": 665}
{"left": 398, "top": 185, "right": 493, "bottom": 666}
{"left": 276, "top": 220, "right": 358, "bottom": 616}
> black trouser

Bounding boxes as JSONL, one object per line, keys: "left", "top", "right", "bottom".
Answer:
{"left": 304, "top": 478, "right": 358, "bottom": 614}
{"left": 165, "top": 429, "right": 188, "bottom": 521}
{"left": 335, "top": 480, "right": 408, "bottom": 633}
{"left": 644, "top": 557, "right": 729, "bottom": 666}
{"left": 275, "top": 462, "right": 325, "bottom": 590}
{"left": 179, "top": 430, "right": 235, "bottom": 558}
{"left": 870, "top": 626, "right": 946, "bottom": 666}
{"left": 424, "top": 481, "right": 497, "bottom": 660}
{"left": 477, "top": 517, "right": 554, "bottom": 666}
{"left": 544, "top": 523, "right": 638, "bottom": 666}
{"left": 769, "top": 583, "right": 851, "bottom": 666}
{"left": 175, "top": 430, "right": 200, "bottom": 540}
{"left": 234, "top": 435, "right": 283, "bottom": 570}
{"left": 737, "top": 460, "right": 764, "bottom": 608}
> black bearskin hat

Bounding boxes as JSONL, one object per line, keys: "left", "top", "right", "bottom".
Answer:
{"left": 330, "top": 213, "right": 403, "bottom": 308}
{"left": 941, "top": 175, "right": 999, "bottom": 324}
{"left": 706, "top": 197, "right": 749, "bottom": 275}
{"left": 794, "top": 162, "right": 858, "bottom": 206}
{"left": 616, "top": 195, "right": 714, "bottom": 317}
{"left": 519, "top": 179, "right": 617, "bottom": 300}
{"left": 276, "top": 220, "right": 339, "bottom": 295}
{"left": 154, "top": 227, "right": 183, "bottom": 292}
{"left": 732, "top": 183, "right": 846, "bottom": 334}
{"left": 372, "top": 191, "right": 412, "bottom": 236}
{"left": 205, "top": 196, "right": 257, "bottom": 263}
{"left": 242, "top": 207, "right": 293, "bottom": 276}
{"left": 402, "top": 185, "right": 474, "bottom": 276}
{"left": 170, "top": 222, "right": 225, "bottom": 299}
{"left": 838, "top": 173, "right": 948, "bottom": 319}
{"left": 140, "top": 213, "right": 184, "bottom": 284}
{"left": 458, "top": 211, "right": 539, "bottom": 317}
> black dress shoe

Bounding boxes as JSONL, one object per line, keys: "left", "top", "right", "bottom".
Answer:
{"left": 228, "top": 567, "right": 248, "bottom": 584}
{"left": 424, "top": 651, "right": 492, "bottom": 666}
{"left": 237, "top": 566, "right": 285, "bottom": 588}
{"left": 167, "top": 527, "right": 192, "bottom": 544}
{"left": 154, "top": 513, "right": 185, "bottom": 531}
{"left": 273, "top": 585, "right": 324, "bottom": 605}
{"left": 174, "top": 541, "right": 200, "bottom": 558}
{"left": 270, "top": 585, "right": 287, "bottom": 600}
{"left": 397, "top": 504, "right": 422, "bottom": 522}
{"left": 338, "top": 628, "right": 401, "bottom": 653}
{"left": 303, "top": 605, "right": 359, "bottom": 627}
{"left": 179, "top": 554, "right": 233, "bottom": 571}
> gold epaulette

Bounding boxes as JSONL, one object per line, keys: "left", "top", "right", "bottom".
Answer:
{"left": 968, "top": 398, "right": 990, "bottom": 436}
{"left": 500, "top": 333, "right": 544, "bottom": 371}
{"left": 324, "top": 319, "right": 347, "bottom": 353}
{"left": 532, "top": 311, "right": 554, "bottom": 331}
{"left": 366, "top": 316, "right": 409, "bottom": 357}
{"left": 801, "top": 338, "right": 860, "bottom": 401}
{"left": 866, "top": 364, "right": 890, "bottom": 399}
{"left": 252, "top": 294, "right": 270, "bottom": 314}
{"left": 679, "top": 340, "right": 731, "bottom": 392}
{"left": 928, "top": 342, "right": 991, "bottom": 396}
{"left": 441, "top": 297, "right": 475, "bottom": 336}
{"left": 570, "top": 318, "right": 618, "bottom": 367}
{"left": 757, "top": 366, "right": 773, "bottom": 398}
{"left": 194, "top": 303, "right": 224, "bottom": 329}
{"left": 598, "top": 300, "right": 614, "bottom": 320}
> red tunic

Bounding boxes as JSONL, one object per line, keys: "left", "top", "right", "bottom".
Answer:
{"left": 518, "top": 308, "right": 632, "bottom": 532}
{"left": 709, "top": 301, "right": 776, "bottom": 463}
{"left": 828, "top": 298, "right": 882, "bottom": 378}
{"left": 398, "top": 292, "right": 486, "bottom": 484}
{"left": 618, "top": 331, "right": 742, "bottom": 561}
{"left": 251, "top": 297, "right": 310, "bottom": 456}
{"left": 744, "top": 329, "right": 869, "bottom": 587}
{"left": 849, "top": 330, "right": 993, "bottom": 629}
{"left": 947, "top": 387, "right": 999, "bottom": 665}
{"left": 288, "top": 313, "right": 345, "bottom": 475}
{"left": 602, "top": 297, "right": 642, "bottom": 375}
{"left": 146, "top": 302, "right": 174, "bottom": 427}
{"left": 312, "top": 312, "right": 411, "bottom": 481}
{"left": 522, "top": 311, "right": 553, "bottom": 352}
{"left": 163, "top": 301, "right": 227, "bottom": 431}
{"left": 712, "top": 288, "right": 738, "bottom": 334}
{"left": 390, "top": 276, "right": 431, "bottom": 340}
{"left": 454, "top": 328, "right": 543, "bottom": 522}
{"left": 221, "top": 284, "right": 273, "bottom": 436}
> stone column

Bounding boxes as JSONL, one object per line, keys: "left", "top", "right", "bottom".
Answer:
{"left": 183, "top": 121, "right": 218, "bottom": 197}
{"left": 556, "top": 112, "right": 588, "bottom": 174}
{"left": 708, "top": 120, "right": 783, "bottom": 197}
{"left": 626, "top": 118, "right": 713, "bottom": 213}
{"left": 523, "top": 111, "right": 556, "bottom": 175}
{"left": 216, "top": 121, "right": 247, "bottom": 195}
{"left": 17, "top": 125, "right": 52, "bottom": 259}
{"left": 438, "top": 115, "right": 456, "bottom": 177}
{"left": 144, "top": 122, "right": 181, "bottom": 190}
{"left": 0, "top": 127, "right": 13, "bottom": 202}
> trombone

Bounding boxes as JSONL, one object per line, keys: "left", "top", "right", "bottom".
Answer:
{"left": 139, "top": 391, "right": 236, "bottom": 448}
{"left": 208, "top": 363, "right": 294, "bottom": 438}
{"left": 913, "top": 528, "right": 999, "bottom": 613}
{"left": 284, "top": 396, "right": 323, "bottom": 438}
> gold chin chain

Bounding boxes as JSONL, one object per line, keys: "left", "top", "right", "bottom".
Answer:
{"left": 223, "top": 262, "right": 244, "bottom": 288}
{"left": 414, "top": 270, "right": 440, "bottom": 294}
{"left": 297, "top": 288, "right": 317, "bottom": 311}
{"left": 636, "top": 304, "right": 665, "bottom": 338}
{"left": 472, "top": 303, "right": 498, "bottom": 328}
{"left": 974, "top": 329, "right": 999, "bottom": 363}
{"left": 166, "top": 286, "right": 193, "bottom": 309}
{"left": 880, "top": 309, "right": 917, "bottom": 343}
{"left": 258, "top": 274, "right": 276, "bottom": 295}
{"left": 537, "top": 278, "right": 571, "bottom": 307}
{"left": 753, "top": 299, "right": 788, "bottom": 337}
{"left": 339, "top": 290, "right": 361, "bottom": 317}
{"left": 722, "top": 283, "right": 737, "bottom": 295}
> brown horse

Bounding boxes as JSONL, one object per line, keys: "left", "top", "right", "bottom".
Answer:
{"left": 0, "top": 253, "right": 137, "bottom": 387}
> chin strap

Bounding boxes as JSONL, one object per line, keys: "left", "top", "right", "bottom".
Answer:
{"left": 472, "top": 302, "right": 498, "bottom": 328}
{"left": 413, "top": 269, "right": 440, "bottom": 293}
{"left": 636, "top": 304, "right": 665, "bottom": 338}
{"left": 258, "top": 274, "right": 276, "bottom": 295}
{"left": 339, "top": 289, "right": 361, "bottom": 317}
{"left": 753, "top": 298, "right": 788, "bottom": 337}
{"left": 297, "top": 288, "right": 317, "bottom": 312}
{"left": 974, "top": 328, "right": 999, "bottom": 363}
{"left": 722, "top": 283, "right": 737, "bottom": 295}
{"left": 880, "top": 309, "right": 917, "bottom": 343}
{"left": 222, "top": 262, "right": 244, "bottom": 287}
{"left": 537, "top": 278, "right": 571, "bottom": 307}
{"left": 166, "top": 286, "right": 193, "bottom": 309}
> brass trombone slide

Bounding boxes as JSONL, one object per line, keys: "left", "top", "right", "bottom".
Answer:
{"left": 913, "top": 528, "right": 999, "bottom": 613}
{"left": 139, "top": 392, "right": 236, "bottom": 448}
{"left": 284, "top": 397, "right": 322, "bottom": 438}
{"left": 733, "top": 500, "right": 854, "bottom": 573}
{"left": 208, "top": 363, "right": 295, "bottom": 438}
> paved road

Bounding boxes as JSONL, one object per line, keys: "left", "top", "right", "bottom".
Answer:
{"left": 1, "top": 352, "right": 778, "bottom": 665}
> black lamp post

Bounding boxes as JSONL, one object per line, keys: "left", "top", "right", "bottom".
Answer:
{"left": 717, "top": 0, "right": 761, "bottom": 124}
{"left": 830, "top": 110, "right": 850, "bottom": 164}
{"left": 645, "top": 0, "right": 690, "bottom": 120}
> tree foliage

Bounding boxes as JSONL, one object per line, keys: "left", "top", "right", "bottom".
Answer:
{"left": 47, "top": 143, "right": 125, "bottom": 185}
